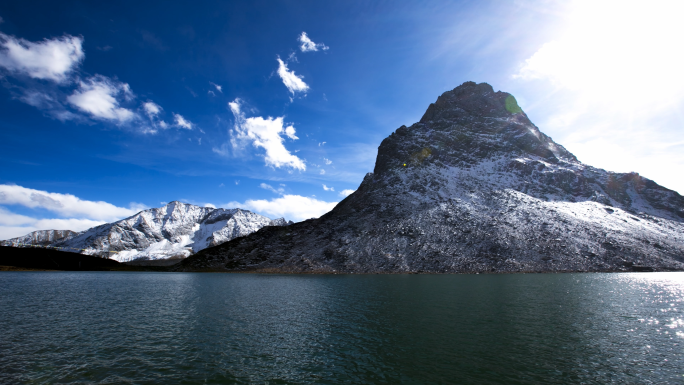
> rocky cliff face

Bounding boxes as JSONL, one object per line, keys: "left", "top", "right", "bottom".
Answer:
{"left": 176, "top": 82, "right": 684, "bottom": 273}
{"left": 2, "top": 201, "right": 291, "bottom": 262}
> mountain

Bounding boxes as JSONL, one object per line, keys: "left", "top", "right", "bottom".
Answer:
{"left": 1, "top": 201, "right": 292, "bottom": 262}
{"left": 176, "top": 82, "right": 684, "bottom": 273}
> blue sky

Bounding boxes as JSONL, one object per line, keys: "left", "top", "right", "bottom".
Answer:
{"left": 1, "top": 0, "right": 683, "bottom": 239}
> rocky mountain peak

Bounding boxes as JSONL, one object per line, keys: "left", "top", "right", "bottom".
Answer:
{"left": 420, "top": 81, "right": 516, "bottom": 121}
{"left": 373, "top": 82, "right": 577, "bottom": 179}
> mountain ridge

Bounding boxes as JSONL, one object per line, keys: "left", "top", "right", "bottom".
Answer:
{"left": 1, "top": 201, "right": 292, "bottom": 262}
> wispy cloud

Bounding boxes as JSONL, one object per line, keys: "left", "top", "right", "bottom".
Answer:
{"left": 260, "top": 183, "right": 285, "bottom": 195}
{"left": 0, "top": 32, "right": 84, "bottom": 83}
{"left": 225, "top": 194, "right": 337, "bottom": 222}
{"left": 143, "top": 101, "right": 161, "bottom": 117}
{"left": 225, "top": 99, "right": 305, "bottom": 170}
{"left": 67, "top": 75, "right": 136, "bottom": 123}
{"left": 141, "top": 101, "right": 166, "bottom": 131}
{"left": 19, "top": 90, "right": 80, "bottom": 122}
{"left": 324, "top": 158, "right": 332, "bottom": 165}
{"left": 322, "top": 184, "right": 334, "bottom": 191}
{"left": 210, "top": 82, "right": 222, "bottom": 93}
{"left": 339, "top": 189, "right": 355, "bottom": 197}
{"left": 174, "top": 113, "right": 193, "bottom": 129}
{"left": 276, "top": 57, "right": 309, "bottom": 95}
{"left": 298, "top": 32, "right": 329, "bottom": 52}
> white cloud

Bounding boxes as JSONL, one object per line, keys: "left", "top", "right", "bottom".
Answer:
{"left": 32, "top": 218, "right": 103, "bottom": 230}
{"left": 174, "top": 113, "right": 193, "bottom": 129}
{"left": 143, "top": 101, "right": 161, "bottom": 117}
{"left": 210, "top": 82, "right": 222, "bottom": 93}
{"left": 339, "top": 189, "right": 355, "bottom": 197}
{"left": 276, "top": 57, "right": 309, "bottom": 94}
{"left": 320, "top": 169, "right": 325, "bottom": 175}
{"left": 298, "top": 32, "right": 329, "bottom": 52}
{"left": 0, "top": 187, "right": 148, "bottom": 241}
{"left": 225, "top": 194, "right": 338, "bottom": 222}
{"left": 318, "top": 142, "right": 326, "bottom": 146}
{"left": 228, "top": 99, "right": 305, "bottom": 170}
{"left": 0, "top": 184, "right": 143, "bottom": 222}
{"left": 0, "top": 207, "right": 35, "bottom": 226}
{"left": 260, "top": 183, "right": 285, "bottom": 195}
{"left": 324, "top": 158, "right": 332, "bottom": 165}
{"left": 140, "top": 101, "right": 166, "bottom": 133}
{"left": 284, "top": 125, "right": 298, "bottom": 140}
{"left": 0, "top": 32, "right": 84, "bottom": 82}
{"left": 322, "top": 184, "right": 334, "bottom": 191}
{"left": 67, "top": 75, "right": 135, "bottom": 123}
{"left": 0, "top": 218, "right": 105, "bottom": 241}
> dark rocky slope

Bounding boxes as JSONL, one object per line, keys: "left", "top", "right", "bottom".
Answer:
{"left": 176, "top": 82, "right": 684, "bottom": 273}
{"left": 0, "top": 246, "right": 123, "bottom": 271}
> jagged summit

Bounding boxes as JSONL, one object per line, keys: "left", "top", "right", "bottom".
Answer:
{"left": 420, "top": 81, "right": 520, "bottom": 121}
{"left": 375, "top": 82, "right": 575, "bottom": 177}
{"left": 176, "top": 82, "right": 683, "bottom": 273}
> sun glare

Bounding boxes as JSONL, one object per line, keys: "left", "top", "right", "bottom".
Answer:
{"left": 517, "top": 0, "right": 684, "bottom": 111}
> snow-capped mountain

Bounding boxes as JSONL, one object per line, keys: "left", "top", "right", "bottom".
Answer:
{"left": 1, "top": 201, "right": 291, "bottom": 262}
{"left": 176, "top": 82, "right": 684, "bottom": 273}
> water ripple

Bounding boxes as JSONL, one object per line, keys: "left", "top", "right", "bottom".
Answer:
{"left": 1, "top": 272, "right": 683, "bottom": 384}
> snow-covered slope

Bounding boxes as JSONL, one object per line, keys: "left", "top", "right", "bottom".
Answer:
{"left": 2, "top": 202, "right": 291, "bottom": 262}
{"left": 176, "top": 82, "right": 684, "bottom": 273}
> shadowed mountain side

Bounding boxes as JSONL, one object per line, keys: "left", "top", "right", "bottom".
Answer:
{"left": 0, "top": 246, "right": 126, "bottom": 271}
{"left": 175, "top": 82, "right": 684, "bottom": 274}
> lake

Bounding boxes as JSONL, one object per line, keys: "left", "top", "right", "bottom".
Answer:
{"left": 1, "top": 272, "right": 682, "bottom": 384}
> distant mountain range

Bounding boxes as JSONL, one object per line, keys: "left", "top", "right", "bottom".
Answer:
{"left": 175, "top": 82, "right": 684, "bottom": 273}
{"left": 1, "top": 201, "right": 291, "bottom": 262}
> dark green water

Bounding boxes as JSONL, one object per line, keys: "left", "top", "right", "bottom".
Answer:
{"left": 1, "top": 272, "right": 683, "bottom": 384}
